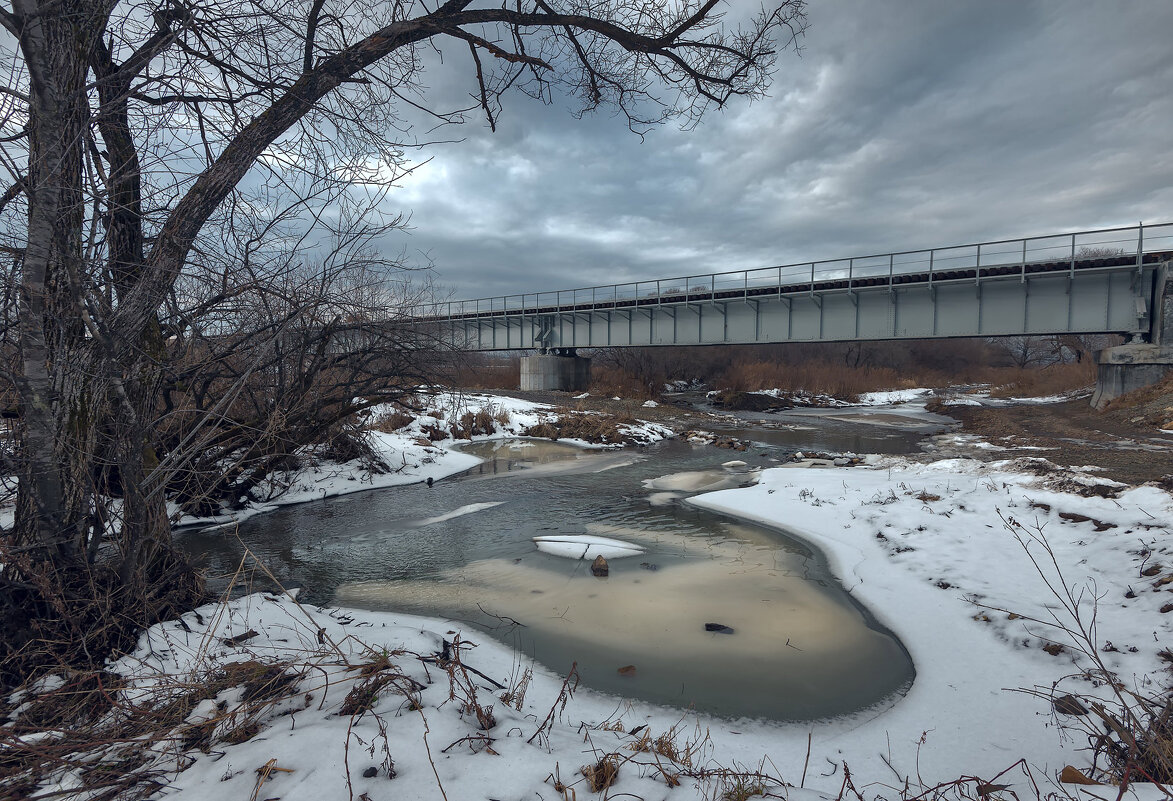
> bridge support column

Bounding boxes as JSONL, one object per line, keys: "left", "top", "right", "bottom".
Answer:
{"left": 519, "top": 349, "right": 591, "bottom": 392}
{"left": 1091, "top": 265, "right": 1173, "bottom": 409}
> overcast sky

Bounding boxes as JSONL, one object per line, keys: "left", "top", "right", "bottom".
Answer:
{"left": 382, "top": 1, "right": 1173, "bottom": 301}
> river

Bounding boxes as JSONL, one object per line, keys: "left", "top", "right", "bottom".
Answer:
{"left": 177, "top": 410, "right": 936, "bottom": 722}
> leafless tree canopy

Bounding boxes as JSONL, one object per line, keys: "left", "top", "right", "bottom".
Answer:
{"left": 0, "top": 0, "right": 806, "bottom": 679}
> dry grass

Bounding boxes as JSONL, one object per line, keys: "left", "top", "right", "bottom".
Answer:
{"left": 369, "top": 408, "right": 415, "bottom": 433}
{"left": 522, "top": 408, "right": 634, "bottom": 445}
{"left": 1104, "top": 372, "right": 1173, "bottom": 429}
{"left": 580, "top": 753, "right": 621, "bottom": 792}
{"left": 452, "top": 361, "right": 519, "bottom": 390}
{"left": 988, "top": 514, "right": 1173, "bottom": 790}
{"left": 979, "top": 362, "right": 1096, "bottom": 398}
{"left": 589, "top": 365, "right": 662, "bottom": 400}
{"left": 715, "top": 361, "right": 916, "bottom": 396}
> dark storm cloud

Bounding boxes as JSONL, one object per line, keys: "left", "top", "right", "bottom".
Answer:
{"left": 381, "top": 1, "right": 1173, "bottom": 300}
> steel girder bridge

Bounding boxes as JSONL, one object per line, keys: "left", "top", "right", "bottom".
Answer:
{"left": 412, "top": 223, "right": 1172, "bottom": 353}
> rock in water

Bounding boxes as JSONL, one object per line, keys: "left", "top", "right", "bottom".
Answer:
{"left": 617, "top": 665, "right": 637, "bottom": 676}
{"left": 704, "top": 622, "right": 735, "bottom": 634}
{"left": 591, "top": 555, "right": 609, "bottom": 577}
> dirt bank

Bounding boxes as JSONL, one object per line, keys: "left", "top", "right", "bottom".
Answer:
{"left": 932, "top": 395, "right": 1173, "bottom": 485}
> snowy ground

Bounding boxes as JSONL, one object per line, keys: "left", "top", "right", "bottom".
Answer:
{"left": 7, "top": 391, "right": 1172, "bottom": 800}
{"left": 690, "top": 457, "right": 1173, "bottom": 795}
{"left": 17, "top": 449, "right": 1170, "bottom": 801}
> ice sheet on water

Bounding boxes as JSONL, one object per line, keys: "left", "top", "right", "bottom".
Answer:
{"left": 414, "top": 501, "right": 505, "bottom": 526}
{"left": 532, "top": 534, "right": 646, "bottom": 559}
{"left": 642, "top": 469, "right": 745, "bottom": 493}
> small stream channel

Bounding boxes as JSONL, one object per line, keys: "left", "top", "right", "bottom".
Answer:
{"left": 177, "top": 412, "right": 935, "bottom": 722}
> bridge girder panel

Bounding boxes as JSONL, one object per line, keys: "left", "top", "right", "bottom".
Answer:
{"left": 445, "top": 262, "right": 1162, "bottom": 351}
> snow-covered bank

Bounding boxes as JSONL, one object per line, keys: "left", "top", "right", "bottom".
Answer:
{"left": 10, "top": 434, "right": 1172, "bottom": 799}
{"left": 689, "top": 456, "right": 1173, "bottom": 793}
{"left": 175, "top": 392, "right": 672, "bottom": 529}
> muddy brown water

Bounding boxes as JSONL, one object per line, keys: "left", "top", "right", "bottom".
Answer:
{"left": 177, "top": 436, "right": 918, "bottom": 722}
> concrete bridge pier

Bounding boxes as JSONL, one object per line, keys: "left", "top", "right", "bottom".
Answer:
{"left": 1092, "top": 265, "right": 1173, "bottom": 409}
{"left": 519, "top": 349, "right": 591, "bottom": 391}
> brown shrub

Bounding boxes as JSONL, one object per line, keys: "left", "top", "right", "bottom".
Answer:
{"left": 590, "top": 365, "right": 661, "bottom": 399}
{"left": 371, "top": 408, "right": 415, "bottom": 432}
{"left": 522, "top": 410, "right": 632, "bottom": 445}
{"left": 451, "top": 359, "right": 520, "bottom": 390}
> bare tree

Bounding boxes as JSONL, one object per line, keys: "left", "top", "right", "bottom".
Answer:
{"left": 0, "top": 0, "right": 808, "bottom": 677}
{"left": 987, "top": 336, "right": 1052, "bottom": 369}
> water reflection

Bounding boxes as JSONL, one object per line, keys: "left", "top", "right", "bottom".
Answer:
{"left": 176, "top": 438, "right": 915, "bottom": 721}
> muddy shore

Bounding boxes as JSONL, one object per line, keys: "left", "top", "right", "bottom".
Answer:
{"left": 929, "top": 396, "right": 1172, "bottom": 485}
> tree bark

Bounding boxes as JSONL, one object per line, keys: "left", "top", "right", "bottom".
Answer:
{"left": 12, "top": 0, "right": 103, "bottom": 560}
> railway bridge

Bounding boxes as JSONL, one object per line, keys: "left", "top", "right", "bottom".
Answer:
{"left": 413, "top": 223, "right": 1173, "bottom": 406}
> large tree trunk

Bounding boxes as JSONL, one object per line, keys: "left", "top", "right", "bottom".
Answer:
{"left": 11, "top": 0, "right": 102, "bottom": 561}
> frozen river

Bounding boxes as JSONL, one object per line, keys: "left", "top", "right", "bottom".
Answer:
{"left": 178, "top": 422, "right": 927, "bottom": 721}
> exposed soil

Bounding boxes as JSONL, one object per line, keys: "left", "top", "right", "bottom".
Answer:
{"left": 931, "top": 395, "right": 1173, "bottom": 486}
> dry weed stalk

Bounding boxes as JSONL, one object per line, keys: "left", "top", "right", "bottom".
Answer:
{"left": 499, "top": 664, "right": 533, "bottom": 711}
{"left": 835, "top": 757, "right": 1049, "bottom": 801}
{"left": 438, "top": 635, "right": 497, "bottom": 733}
{"left": 985, "top": 513, "right": 1173, "bottom": 793}
{"left": 528, "top": 663, "right": 581, "bottom": 749}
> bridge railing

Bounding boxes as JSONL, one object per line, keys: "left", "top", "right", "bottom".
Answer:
{"left": 412, "top": 222, "right": 1173, "bottom": 320}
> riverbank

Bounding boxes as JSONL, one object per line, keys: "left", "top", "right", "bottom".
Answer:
{"left": 927, "top": 391, "right": 1173, "bottom": 485}
{"left": 11, "top": 451, "right": 1169, "bottom": 800}
{"left": 169, "top": 392, "right": 674, "bottom": 531}
{"left": 511, "top": 383, "right": 1173, "bottom": 485}
{"left": 6, "top": 390, "right": 1172, "bottom": 800}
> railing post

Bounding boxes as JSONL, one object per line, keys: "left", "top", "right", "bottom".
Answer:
{"left": 848, "top": 258, "right": 854, "bottom": 291}
{"left": 1070, "top": 232, "right": 1076, "bottom": 280}
{"left": 888, "top": 254, "right": 894, "bottom": 289}
{"left": 809, "top": 262, "right": 815, "bottom": 291}
{"left": 1020, "top": 239, "right": 1027, "bottom": 282}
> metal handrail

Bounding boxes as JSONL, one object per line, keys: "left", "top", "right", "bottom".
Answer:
{"left": 417, "top": 222, "right": 1172, "bottom": 320}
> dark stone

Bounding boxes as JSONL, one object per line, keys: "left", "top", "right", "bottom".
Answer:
{"left": 704, "top": 623, "right": 735, "bottom": 634}
{"left": 363, "top": 767, "right": 378, "bottom": 778}
{"left": 1053, "top": 695, "right": 1089, "bottom": 716}
{"left": 591, "top": 555, "right": 609, "bottom": 577}
{"left": 639, "top": 562, "right": 659, "bottom": 571}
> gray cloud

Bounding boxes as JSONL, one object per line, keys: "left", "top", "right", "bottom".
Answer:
{"left": 377, "top": 1, "right": 1173, "bottom": 301}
